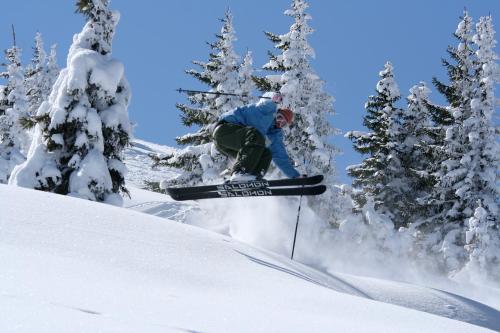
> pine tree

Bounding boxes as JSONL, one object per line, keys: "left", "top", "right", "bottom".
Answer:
{"left": 155, "top": 9, "right": 248, "bottom": 187}
{"left": 10, "top": 0, "right": 131, "bottom": 205}
{"left": 398, "top": 82, "right": 437, "bottom": 223}
{"left": 239, "top": 51, "right": 257, "bottom": 105}
{"left": 462, "top": 16, "right": 500, "bottom": 278}
{"left": 24, "top": 32, "right": 47, "bottom": 117}
{"left": 0, "top": 45, "right": 29, "bottom": 183}
{"left": 346, "top": 62, "right": 408, "bottom": 226}
{"left": 24, "top": 33, "right": 60, "bottom": 120}
{"left": 420, "top": 12, "right": 499, "bottom": 274}
{"left": 429, "top": 12, "right": 474, "bottom": 129}
{"left": 46, "top": 44, "right": 60, "bottom": 89}
{"left": 212, "top": 10, "right": 244, "bottom": 114}
{"left": 253, "top": 0, "right": 339, "bottom": 223}
{"left": 422, "top": 12, "right": 478, "bottom": 272}
{"left": 0, "top": 85, "right": 7, "bottom": 116}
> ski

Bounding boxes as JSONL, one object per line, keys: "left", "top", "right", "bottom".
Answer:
{"left": 167, "top": 175, "right": 323, "bottom": 196}
{"left": 168, "top": 185, "right": 326, "bottom": 201}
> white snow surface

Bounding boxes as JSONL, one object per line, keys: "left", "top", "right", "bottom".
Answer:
{"left": 123, "top": 139, "right": 178, "bottom": 188}
{"left": 1, "top": 184, "right": 500, "bottom": 333}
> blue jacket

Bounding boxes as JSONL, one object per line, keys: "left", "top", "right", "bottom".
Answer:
{"left": 219, "top": 100, "right": 300, "bottom": 178}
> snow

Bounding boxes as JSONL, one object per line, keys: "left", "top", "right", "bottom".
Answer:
{"left": 123, "top": 139, "right": 500, "bottom": 292}
{"left": 10, "top": 138, "right": 61, "bottom": 190}
{"left": 122, "top": 139, "right": 178, "bottom": 188}
{"left": 376, "top": 62, "right": 400, "bottom": 99}
{"left": 125, "top": 186, "right": 196, "bottom": 221}
{"left": 68, "top": 148, "right": 113, "bottom": 202}
{"left": 1, "top": 184, "right": 500, "bottom": 332}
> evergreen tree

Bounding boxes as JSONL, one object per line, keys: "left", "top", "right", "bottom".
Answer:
{"left": 428, "top": 13, "right": 475, "bottom": 129}
{"left": 462, "top": 16, "right": 500, "bottom": 278}
{"left": 398, "top": 82, "right": 437, "bottom": 223}
{"left": 24, "top": 32, "right": 47, "bottom": 117}
{"left": 253, "top": 0, "right": 339, "bottom": 223}
{"left": 239, "top": 51, "right": 257, "bottom": 105}
{"left": 423, "top": 12, "right": 478, "bottom": 272}
{"left": 10, "top": 0, "right": 131, "bottom": 205}
{"left": 346, "top": 62, "right": 408, "bottom": 226}
{"left": 155, "top": 9, "right": 248, "bottom": 187}
{"left": 212, "top": 10, "right": 244, "bottom": 114}
{"left": 47, "top": 44, "right": 60, "bottom": 85}
{"left": 0, "top": 45, "right": 29, "bottom": 183}
{"left": 252, "top": 3, "right": 293, "bottom": 93}
{"left": 0, "top": 85, "right": 7, "bottom": 115}
{"left": 24, "top": 33, "right": 60, "bottom": 120}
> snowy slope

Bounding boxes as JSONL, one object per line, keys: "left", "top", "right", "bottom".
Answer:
{"left": 123, "top": 138, "right": 178, "bottom": 189}
{"left": 123, "top": 186, "right": 500, "bottom": 329}
{"left": 1, "top": 184, "right": 499, "bottom": 333}
{"left": 122, "top": 139, "right": 197, "bottom": 221}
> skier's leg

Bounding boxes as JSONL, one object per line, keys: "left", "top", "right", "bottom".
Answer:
{"left": 253, "top": 147, "right": 272, "bottom": 178}
{"left": 214, "top": 124, "right": 267, "bottom": 176}
{"left": 213, "top": 123, "right": 243, "bottom": 159}
{"left": 232, "top": 127, "right": 266, "bottom": 176}
{"left": 214, "top": 141, "right": 237, "bottom": 159}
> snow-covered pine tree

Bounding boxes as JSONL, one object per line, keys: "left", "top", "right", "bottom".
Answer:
{"left": 156, "top": 9, "right": 250, "bottom": 187}
{"left": 24, "top": 32, "right": 60, "bottom": 122}
{"left": 399, "top": 82, "right": 437, "bottom": 223}
{"left": 0, "top": 85, "right": 7, "bottom": 115}
{"left": 422, "top": 12, "right": 478, "bottom": 272}
{"left": 431, "top": 12, "right": 477, "bottom": 127}
{"left": 9, "top": 0, "right": 131, "bottom": 205}
{"left": 212, "top": 10, "right": 245, "bottom": 114}
{"left": 0, "top": 44, "right": 29, "bottom": 183}
{"left": 462, "top": 15, "right": 500, "bottom": 279}
{"left": 346, "top": 62, "right": 409, "bottom": 227}
{"left": 253, "top": 0, "right": 339, "bottom": 223}
{"left": 239, "top": 51, "right": 257, "bottom": 105}
{"left": 46, "top": 44, "right": 60, "bottom": 89}
{"left": 24, "top": 32, "right": 47, "bottom": 118}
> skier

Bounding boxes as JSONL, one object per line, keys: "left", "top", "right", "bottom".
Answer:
{"left": 213, "top": 93, "right": 301, "bottom": 181}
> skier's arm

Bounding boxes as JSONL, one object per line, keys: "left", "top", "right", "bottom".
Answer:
{"left": 257, "top": 100, "right": 278, "bottom": 116}
{"left": 268, "top": 129, "right": 300, "bottom": 179}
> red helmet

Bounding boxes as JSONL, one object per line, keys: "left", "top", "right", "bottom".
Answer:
{"left": 277, "top": 108, "right": 294, "bottom": 125}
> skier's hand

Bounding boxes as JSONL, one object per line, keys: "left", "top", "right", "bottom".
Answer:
{"left": 272, "top": 93, "right": 283, "bottom": 103}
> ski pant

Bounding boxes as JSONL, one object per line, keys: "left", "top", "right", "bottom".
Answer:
{"left": 213, "top": 122, "right": 272, "bottom": 177}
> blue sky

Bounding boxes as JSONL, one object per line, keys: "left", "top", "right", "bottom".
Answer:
{"left": 2, "top": 0, "right": 499, "bottom": 183}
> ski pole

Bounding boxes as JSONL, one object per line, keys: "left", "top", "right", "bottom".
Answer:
{"left": 291, "top": 190, "right": 304, "bottom": 260}
{"left": 176, "top": 88, "right": 272, "bottom": 99}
